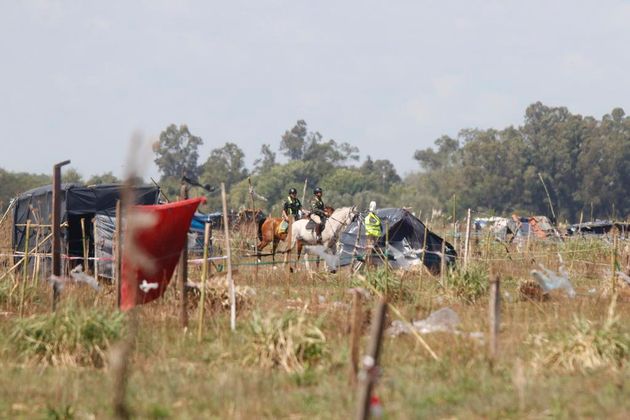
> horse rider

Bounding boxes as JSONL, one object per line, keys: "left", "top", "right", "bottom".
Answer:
{"left": 364, "top": 201, "right": 382, "bottom": 265}
{"left": 310, "top": 187, "right": 327, "bottom": 244}
{"left": 282, "top": 188, "right": 302, "bottom": 222}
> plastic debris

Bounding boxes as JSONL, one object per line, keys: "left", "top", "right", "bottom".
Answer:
{"left": 617, "top": 271, "right": 630, "bottom": 286}
{"left": 139, "top": 279, "right": 159, "bottom": 293}
{"left": 530, "top": 257, "right": 575, "bottom": 298}
{"left": 413, "top": 307, "right": 460, "bottom": 333}
{"left": 303, "top": 245, "right": 339, "bottom": 270}
{"left": 70, "top": 265, "right": 100, "bottom": 291}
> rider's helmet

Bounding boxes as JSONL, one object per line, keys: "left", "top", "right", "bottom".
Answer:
{"left": 288, "top": 188, "right": 297, "bottom": 195}
{"left": 313, "top": 187, "right": 323, "bottom": 195}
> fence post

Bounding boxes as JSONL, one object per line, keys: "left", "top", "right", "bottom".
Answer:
{"left": 488, "top": 274, "right": 501, "bottom": 363}
{"left": 355, "top": 297, "right": 387, "bottom": 420}
{"left": 19, "top": 219, "right": 31, "bottom": 317}
{"left": 463, "top": 208, "right": 472, "bottom": 269}
{"left": 178, "top": 182, "right": 189, "bottom": 329}
{"left": 52, "top": 159, "right": 70, "bottom": 312}
{"left": 221, "top": 183, "right": 236, "bottom": 331}
{"left": 348, "top": 289, "right": 363, "bottom": 385}
{"left": 115, "top": 200, "right": 122, "bottom": 309}
{"left": 197, "top": 222, "right": 211, "bottom": 342}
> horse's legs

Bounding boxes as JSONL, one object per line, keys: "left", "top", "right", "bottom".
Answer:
{"left": 257, "top": 238, "right": 269, "bottom": 263}
{"left": 272, "top": 239, "right": 278, "bottom": 265}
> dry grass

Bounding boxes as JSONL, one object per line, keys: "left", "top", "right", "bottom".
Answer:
{"left": 1, "top": 224, "right": 630, "bottom": 418}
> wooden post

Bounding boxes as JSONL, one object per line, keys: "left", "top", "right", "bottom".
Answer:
{"left": 115, "top": 201, "right": 122, "bottom": 309}
{"left": 178, "top": 182, "right": 189, "bottom": 329}
{"left": 440, "top": 238, "right": 446, "bottom": 286}
{"left": 349, "top": 289, "right": 363, "bottom": 385}
{"left": 19, "top": 220, "right": 31, "bottom": 317}
{"left": 463, "top": 208, "right": 472, "bottom": 269}
{"left": 248, "top": 177, "right": 258, "bottom": 281}
{"left": 488, "top": 274, "right": 501, "bottom": 362}
{"left": 419, "top": 223, "right": 429, "bottom": 290}
{"left": 384, "top": 221, "right": 389, "bottom": 274}
{"left": 221, "top": 183, "right": 236, "bottom": 331}
{"left": 611, "top": 231, "right": 618, "bottom": 295}
{"left": 355, "top": 297, "right": 387, "bottom": 420}
{"left": 81, "top": 217, "right": 88, "bottom": 273}
{"left": 93, "top": 216, "right": 99, "bottom": 281}
{"left": 52, "top": 159, "right": 70, "bottom": 312}
{"left": 197, "top": 222, "right": 211, "bottom": 342}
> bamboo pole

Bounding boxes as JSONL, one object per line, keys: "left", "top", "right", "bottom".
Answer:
{"left": 197, "top": 222, "right": 211, "bottom": 342}
{"left": 611, "top": 231, "right": 618, "bottom": 295}
{"left": 488, "top": 274, "right": 501, "bottom": 363}
{"left": 355, "top": 297, "right": 387, "bottom": 420}
{"left": 178, "top": 182, "right": 189, "bottom": 329}
{"left": 93, "top": 216, "right": 99, "bottom": 281}
{"left": 19, "top": 220, "right": 31, "bottom": 317}
{"left": 463, "top": 208, "right": 472, "bottom": 269}
{"left": 52, "top": 159, "right": 70, "bottom": 312}
{"left": 440, "top": 238, "right": 446, "bottom": 286}
{"left": 221, "top": 183, "right": 236, "bottom": 331}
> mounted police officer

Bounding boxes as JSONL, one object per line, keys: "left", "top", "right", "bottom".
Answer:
{"left": 310, "top": 187, "right": 326, "bottom": 244}
{"left": 364, "top": 201, "right": 382, "bottom": 265}
{"left": 282, "top": 188, "right": 302, "bottom": 221}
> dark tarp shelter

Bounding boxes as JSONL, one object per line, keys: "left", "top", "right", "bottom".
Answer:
{"left": 12, "top": 183, "right": 159, "bottom": 273}
{"left": 338, "top": 208, "right": 457, "bottom": 272}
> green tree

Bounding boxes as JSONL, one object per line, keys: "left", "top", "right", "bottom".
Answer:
{"left": 154, "top": 124, "right": 203, "bottom": 179}
{"left": 253, "top": 144, "right": 276, "bottom": 175}
{"left": 279, "top": 120, "right": 307, "bottom": 160}
{"left": 86, "top": 171, "right": 119, "bottom": 185}
{"left": 61, "top": 168, "right": 84, "bottom": 184}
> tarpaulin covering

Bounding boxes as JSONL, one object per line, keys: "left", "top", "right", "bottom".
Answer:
{"left": 121, "top": 197, "right": 205, "bottom": 310}
{"left": 338, "top": 208, "right": 456, "bottom": 272}
{"left": 94, "top": 214, "right": 116, "bottom": 279}
{"left": 12, "top": 183, "right": 159, "bottom": 266}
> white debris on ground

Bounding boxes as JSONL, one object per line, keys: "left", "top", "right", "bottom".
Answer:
{"left": 70, "top": 264, "right": 100, "bottom": 291}
{"left": 387, "top": 307, "right": 484, "bottom": 344}
{"left": 530, "top": 255, "right": 575, "bottom": 298}
{"left": 303, "top": 245, "right": 339, "bottom": 270}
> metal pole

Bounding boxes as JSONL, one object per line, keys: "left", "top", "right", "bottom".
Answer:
{"left": 463, "top": 208, "right": 472, "bottom": 269}
{"left": 52, "top": 159, "right": 70, "bottom": 311}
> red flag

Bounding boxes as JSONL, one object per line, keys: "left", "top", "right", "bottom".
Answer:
{"left": 121, "top": 197, "right": 205, "bottom": 310}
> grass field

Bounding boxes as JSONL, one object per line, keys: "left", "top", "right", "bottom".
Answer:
{"left": 1, "top": 227, "right": 630, "bottom": 419}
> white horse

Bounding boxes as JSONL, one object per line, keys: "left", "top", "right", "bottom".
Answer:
{"left": 289, "top": 206, "right": 357, "bottom": 272}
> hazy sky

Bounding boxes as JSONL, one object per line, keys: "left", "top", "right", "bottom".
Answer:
{"left": 1, "top": 1, "right": 629, "bottom": 180}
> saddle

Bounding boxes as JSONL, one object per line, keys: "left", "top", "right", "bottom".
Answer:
{"left": 305, "top": 219, "right": 318, "bottom": 231}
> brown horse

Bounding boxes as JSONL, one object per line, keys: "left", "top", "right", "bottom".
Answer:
{"left": 257, "top": 206, "right": 334, "bottom": 263}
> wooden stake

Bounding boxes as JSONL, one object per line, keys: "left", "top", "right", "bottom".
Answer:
{"left": 440, "top": 238, "right": 446, "bottom": 286}
{"left": 488, "top": 274, "right": 501, "bottom": 363}
{"left": 349, "top": 289, "right": 363, "bottom": 386}
{"left": 611, "top": 231, "right": 618, "bottom": 295}
{"left": 93, "top": 216, "right": 99, "bottom": 281}
{"left": 463, "top": 208, "right": 472, "bottom": 269}
{"left": 221, "top": 183, "right": 236, "bottom": 331}
{"left": 248, "top": 177, "right": 258, "bottom": 281}
{"left": 115, "top": 200, "right": 122, "bottom": 309}
{"left": 178, "top": 182, "right": 189, "bottom": 329}
{"left": 81, "top": 217, "right": 88, "bottom": 273}
{"left": 52, "top": 159, "right": 70, "bottom": 312}
{"left": 197, "top": 222, "right": 211, "bottom": 342}
{"left": 355, "top": 297, "right": 387, "bottom": 420}
{"left": 19, "top": 219, "right": 31, "bottom": 317}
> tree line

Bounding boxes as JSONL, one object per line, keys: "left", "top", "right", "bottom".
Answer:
{"left": 1, "top": 102, "right": 628, "bottom": 222}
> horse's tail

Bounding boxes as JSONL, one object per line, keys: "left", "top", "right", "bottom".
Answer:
{"left": 257, "top": 217, "right": 265, "bottom": 242}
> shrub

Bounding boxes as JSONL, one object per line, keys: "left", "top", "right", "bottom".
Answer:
{"left": 245, "top": 308, "right": 327, "bottom": 373}
{"left": 445, "top": 264, "right": 489, "bottom": 304}
{"left": 10, "top": 306, "right": 125, "bottom": 367}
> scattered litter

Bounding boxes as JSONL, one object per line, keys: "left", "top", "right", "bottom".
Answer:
{"left": 387, "top": 307, "right": 484, "bottom": 343}
{"left": 413, "top": 307, "right": 460, "bottom": 334}
{"left": 70, "top": 265, "right": 100, "bottom": 291}
{"left": 303, "top": 245, "right": 339, "bottom": 271}
{"left": 318, "top": 295, "right": 326, "bottom": 304}
{"left": 617, "top": 271, "right": 630, "bottom": 286}
{"left": 139, "top": 280, "right": 159, "bottom": 293}
{"left": 530, "top": 257, "right": 575, "bottom": 298}
{"left": 588, "top": 288, "right": 598, "bottom": 295}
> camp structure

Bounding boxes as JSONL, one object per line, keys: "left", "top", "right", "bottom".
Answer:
{"left": 12, "top": 183, "right": 160, "bottom": 276}
{"left": 475, "top": 214, "right": 560, "bottom": 242}
{"left": 338, "top": 208, "right": 457, "bottom": 272}
{"left": 567, "top": 220, "right": 630, "bottom": 237}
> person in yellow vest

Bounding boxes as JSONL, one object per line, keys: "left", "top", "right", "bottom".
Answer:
{"left": 364, "top": 201, "right": 382, "bottom": 266}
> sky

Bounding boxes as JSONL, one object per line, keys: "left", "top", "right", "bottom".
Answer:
{"left": 1, "top": 0, "right": 629, "bottom": 180}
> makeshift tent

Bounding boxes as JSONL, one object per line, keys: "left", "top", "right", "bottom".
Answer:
{"left": 338, "top": 208, "right": 456, "bottom": 272}
{"left": 12, "top": 183, "right": 159, "bottom": 273}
